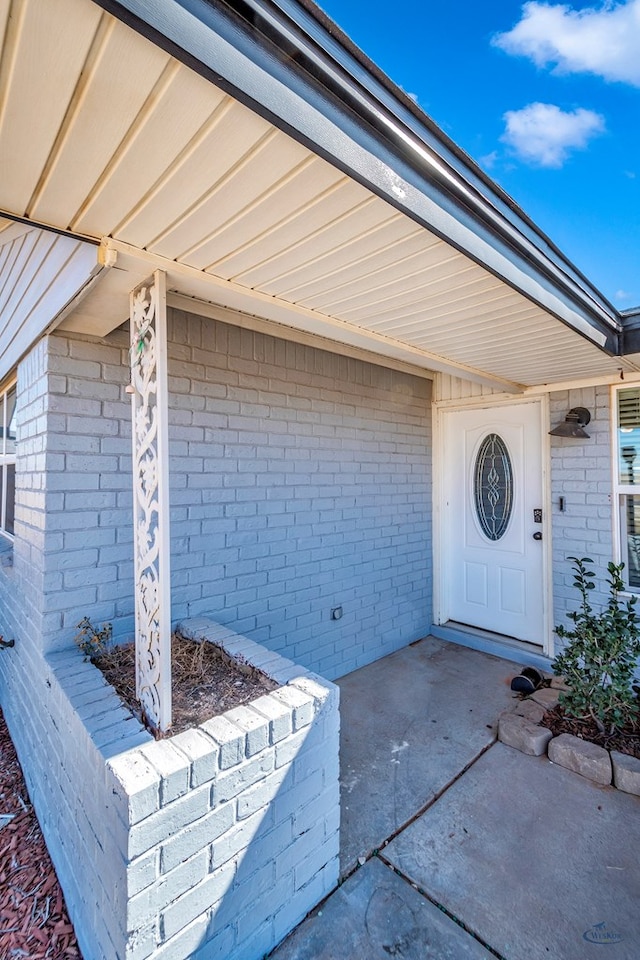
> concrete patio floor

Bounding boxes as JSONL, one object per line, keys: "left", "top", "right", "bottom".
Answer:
{"left": 271, "top": 637, "right": 640, "bottom": 960}
{"left": 338, "top": 636, "right": 519, "bottom": 875}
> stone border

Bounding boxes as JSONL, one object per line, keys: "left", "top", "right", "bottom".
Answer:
{"left": 498, "top": 686, "right": 640, "bottom": 798}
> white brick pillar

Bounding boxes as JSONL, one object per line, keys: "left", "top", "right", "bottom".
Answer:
{"left": 129, "top": 270, "right": 172, "bottom": 733}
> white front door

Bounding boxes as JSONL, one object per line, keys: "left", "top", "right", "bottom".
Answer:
{"left": 441, "top": 400, "right": 546, "bottom": 646}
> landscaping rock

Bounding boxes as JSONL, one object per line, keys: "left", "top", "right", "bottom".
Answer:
{"left": 611, "top": 751, "right": 640, "bottom": 797}
{"left": 513, "top": 699, "right": 546, "bottom": 724}
{"left": 498, "top": 713, "right": 552, "bottom": 756}
{"left": 529, "top": 687, "right": 560, "bottom": 710}
{"left": 548, "top": 733, "right": 611, "bottom": 785}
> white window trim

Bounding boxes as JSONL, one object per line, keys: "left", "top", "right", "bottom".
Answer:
{"left": 0, "top": 377, "right": 16, "bottom": 542}
{"left": 612, "top": 383, "right": 640, "bottom": 593}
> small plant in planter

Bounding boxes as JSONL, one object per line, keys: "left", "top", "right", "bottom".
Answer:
{"left": 553, "top": 556, "right": 640, "bottom": 735}
{"left": 74, "top": 616, "right": 112, "bottom": 661}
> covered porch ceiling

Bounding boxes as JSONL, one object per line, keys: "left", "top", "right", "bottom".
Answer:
{"left": 0, "top": 0, "right": 636, "bottom": 391}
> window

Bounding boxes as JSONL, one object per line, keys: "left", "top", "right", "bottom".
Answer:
{"left": 473, "top": 433, "right": 513, "bottom": 541}
{"left": 614, "top": 386, "right": 640, "bottom": 590}
{"left": 0, "top": 381, "right": 16, "bottom": 539}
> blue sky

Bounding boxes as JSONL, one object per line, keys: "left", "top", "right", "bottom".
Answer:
{"left": 317, "top": 0, "right": 639, "bottom": 309}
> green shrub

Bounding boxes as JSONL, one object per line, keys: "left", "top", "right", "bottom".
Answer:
{"left": 553, "top": 556, "right": 640, "bottom": 734}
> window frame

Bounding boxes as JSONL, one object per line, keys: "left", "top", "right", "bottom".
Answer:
{"left": 0, "top": 377, "right": 17, "bottom": 542}
{"left": 612, "top": 383, "right": 640, "bottom": 593}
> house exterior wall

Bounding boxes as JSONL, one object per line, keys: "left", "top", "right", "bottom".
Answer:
{"left": 431, "top": 379, "right": 617, "bottom": 658}
{"left": 165, "top": 309, "right": 432, "bottom": 679}
{"left": 435, "top": 373, "right": 506, "bottom": 402}
{"left": 8, "top": 307, "right": 432, "bottom": 676}
{"left": 0, "top": 337, "right": 50, "bottom": 647}
{"left": 1, "top": 327, "right": 343, "bottom": 960}
{"left": 549, "top": 384, "right": 613, "bottom": 637}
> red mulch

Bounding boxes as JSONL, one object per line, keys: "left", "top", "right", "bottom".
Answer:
{"left": 542, "top": 704, "right": 640, "bottom": 759}
{"left": 0, "top": 708, "right": 82, "bottom": 960}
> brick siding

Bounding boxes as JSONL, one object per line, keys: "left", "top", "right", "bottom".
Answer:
{"left": 550, "top": 384, "right": 614, "bottom": 637}
{"left": 32, "top": 309, "right": 432, "bottom": 676}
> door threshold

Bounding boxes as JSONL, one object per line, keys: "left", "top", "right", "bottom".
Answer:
{"left": 431, "top": 622, "right": 553, "bottom": 672}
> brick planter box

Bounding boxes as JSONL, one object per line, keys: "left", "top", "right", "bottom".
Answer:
{"left": 37, "top": 619, "right": 340, "bottom": 960}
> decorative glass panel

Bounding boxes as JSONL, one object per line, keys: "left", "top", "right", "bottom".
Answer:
{"left": 474, "top": 433, "right": 513, "bottom": 541}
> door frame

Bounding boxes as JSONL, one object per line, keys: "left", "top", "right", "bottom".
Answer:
{"left": 433, "top": 392, "right": 554, "bottom": 656}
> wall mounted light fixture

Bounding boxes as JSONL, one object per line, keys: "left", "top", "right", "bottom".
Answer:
{"left": 548, "top": 406, "right": 591, "bottom": 439}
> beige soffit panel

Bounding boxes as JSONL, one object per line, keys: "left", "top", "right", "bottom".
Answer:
{"left": 0, "top": 0, "right": 103, "bottom": 215}
{"left": 59, "top": 241, "right": 524, "bottom": 392}
{"left": 0, "top": 0, "right": 627, "bottom": 390}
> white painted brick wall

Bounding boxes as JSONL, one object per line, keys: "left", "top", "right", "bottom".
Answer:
{"left": 0, "top": 338, "right": 50, "bottom": 646}
{"left": 550, "top": 384, "right": 614, "bottom": 645}
{"left": 42, "top": 330, "right": 135, "bottom": 648}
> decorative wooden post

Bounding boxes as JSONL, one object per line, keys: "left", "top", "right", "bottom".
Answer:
{"left": 129, "top": 270, "right": 172, "bottom": 733}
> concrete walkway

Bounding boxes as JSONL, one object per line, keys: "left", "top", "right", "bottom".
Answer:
{"left": 271, "top": 637, "right": 640, "bottom": 960}
{"left": 337, "top": 637, "right": 518, "bottom": 875}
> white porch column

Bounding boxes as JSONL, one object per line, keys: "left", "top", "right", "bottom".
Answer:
{"left": 129, "top": 270, "right": 172, "bottom": 733}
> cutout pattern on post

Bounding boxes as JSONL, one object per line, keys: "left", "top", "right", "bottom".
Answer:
{"left": 129, "top": 271, "right": 171, "bottom": 732}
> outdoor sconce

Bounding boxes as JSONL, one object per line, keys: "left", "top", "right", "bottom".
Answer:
{"left": 548, "top": 406, "right": 591, "bottom": 439}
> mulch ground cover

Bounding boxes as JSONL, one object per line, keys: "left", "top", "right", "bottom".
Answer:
{"left": 0, "top": 708, "right": 82, "bottom": 960}
{"left": 542, "top": 704, "right": 640, "bottom": 759}
{"left": 92, "top": 632, "right": 278, "bottom": 736}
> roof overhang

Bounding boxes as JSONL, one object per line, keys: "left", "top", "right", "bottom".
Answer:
{"left": 93, "top": 0, "right": 622, "bottom": 354}
{"left": 0, "top": 0, "right": 635, "bottom": 389}
{"left": 60, "top": 237, "right": 525, "bottom": 391}
{"left": 0, "top": 218, "right": 105, "bottom": 382}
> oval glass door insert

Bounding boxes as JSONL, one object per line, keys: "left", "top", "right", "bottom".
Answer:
{"left": 474, "top": 433, "right": 513, "bottom": 541}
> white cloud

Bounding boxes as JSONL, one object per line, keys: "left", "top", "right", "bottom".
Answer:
{"left": 500, "top": 102, "right": 605, "bottom": 166}
{"left": 493, "top": 0, "right": 640, "bottom": 87}
{"left": 479, "top": 150, "right": 499, "bottom": 169}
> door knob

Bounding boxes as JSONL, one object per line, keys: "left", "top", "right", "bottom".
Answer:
{"left": 532, "top": 531, "right": 542, "bottom": 541}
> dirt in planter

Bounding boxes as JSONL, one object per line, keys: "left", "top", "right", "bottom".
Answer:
{"left": 542, "top": 705, "right": 640, "bottom": 759}
{"left": 0, "top": 709, "right": 82, "bottom": 960}
{"left": 92, "top": 633, "right": 279, "bottom": 736}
